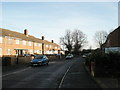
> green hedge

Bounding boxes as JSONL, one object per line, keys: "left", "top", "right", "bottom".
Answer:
{"left": 85, "top": 50, "right": 120, "bottom": 77}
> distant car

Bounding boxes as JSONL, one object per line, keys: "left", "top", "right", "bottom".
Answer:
{"left": 66, "top": 54, "right": 74, "bottom": 59}
{"left": 82, "top": 55, "right": 87, "bottom": 58}
{"left": 30, "top": 55, "right": 49, "bottom": 66}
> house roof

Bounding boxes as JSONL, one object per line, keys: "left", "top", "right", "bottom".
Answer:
{"left": 0, "top": 28, "right": 60, "bottom": 47}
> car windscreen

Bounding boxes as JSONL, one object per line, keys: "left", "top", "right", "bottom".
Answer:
{"left": 35, "top": 55, "right": 43, "bottom": 59}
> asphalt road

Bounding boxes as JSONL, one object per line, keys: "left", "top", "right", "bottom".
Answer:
{"left": 2, "top": 57, "right": 102, "bottom": 89}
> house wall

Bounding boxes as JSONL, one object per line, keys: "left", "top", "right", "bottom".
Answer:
{"left": 103, "top": 26, "right": 120, "bottom": 53}
{"left": 1, "top": 36, "right": 42, "bottom": 56}
{"left": 109, "top": 28, "right": 120, "bottom": 47}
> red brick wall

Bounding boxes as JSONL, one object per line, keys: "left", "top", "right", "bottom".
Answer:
{"left": 109, "top": 27, "right": 120, "bottom": 47}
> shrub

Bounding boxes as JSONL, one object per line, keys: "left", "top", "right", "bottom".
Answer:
{"left": 85, "top": 50, "right": 120, "bottom": 77}
{"left": 107, "top": 52, "right": 120, "bottom": 72}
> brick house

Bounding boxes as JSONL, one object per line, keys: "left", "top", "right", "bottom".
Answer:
{"left": 0, "top": 28, "right": 61, "bottom": 57}
{"left": 102, "top": 26, "right": 120, "bottom": 53}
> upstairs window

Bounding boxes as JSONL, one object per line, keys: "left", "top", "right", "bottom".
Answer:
{"left": 46, "top": 45, "right": 48, "bottom": 48}
{"left": 38, "top": 43, "right": 41, "bottom": 47}
{"left": 34, "top": 43, "right": 37, "bottom": 46}
{"left": 0, "top": 36, "right": 2, "bottom": 43}
{"left": 28, "top": 41, "right": 32, "bottom": 46}
{"left": 23, "top": 40, "right": 26, "bottom": 45}
{"left": 8, "top": 37, "right": 12, "bottom": 44}
{"left": 16, "top": 39, "right": 20, "bottom": 44}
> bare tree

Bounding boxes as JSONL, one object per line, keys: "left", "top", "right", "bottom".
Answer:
{"left": 60, "top": 30, "right": 73, "bottom": 53}
{"left": 72, "top": 29, "right": 87, "bottom": 54}
{"left": 94, "top": 31, "right": 108, "bottom": 49}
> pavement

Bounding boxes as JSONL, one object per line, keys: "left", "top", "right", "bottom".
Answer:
{"left": 60, "top": 57, "right": 102, "bottom": 89}
{"left": 2, "top": 63, "right": 30, "bottom": 75}
{"left": 84, "top": 62, "right": 120, "bottom": 90}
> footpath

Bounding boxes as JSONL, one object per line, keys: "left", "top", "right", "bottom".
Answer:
{"left": 84, "top": 62, "right": 120, "bottom": 89}
{"left": 60, "top": 57, "right": 102, "bottom": 89}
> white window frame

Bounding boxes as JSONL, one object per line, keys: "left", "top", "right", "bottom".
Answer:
{"left": 0, "top": 48, "right": 2, "bottom": 55}
{"left": 16, "top": 39, "right": 20, "bottom": 44}
{"left": 23, "top": 40, "right": 26, "bottom": 45}
{"left": 29, "top": 49, "right": 33, "bottom": 54}
{"left": 8, "top": 37, "right": 12, "bottom": 44}
{"left": 46, "top": 45, "right": 48, "bottom": 48}
{"left": 37, "top": 50, "right": 40, "bottom": 54}
{"left": 0, "top": 36, "right": 2, "bottom": 43}
{"left": 38, "top": 43, "right": 41, "bottom": 47}
{"left": 34, "top": 43, "right": 37, "bottom": 46}
{"left": 7, "top": 49, "right": 12, "bottom": 55}
{"left": 28, "top": 41, "right": 32, "bottom": 46}
{"left": 34, "top": 50, "right": 37, "bottom": 54}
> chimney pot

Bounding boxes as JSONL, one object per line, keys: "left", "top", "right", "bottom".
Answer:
{"left": 42, "top": 36, "right": 44, "bottom": 40}
{"left": 52, "top": 40, "right": 54, "bottom": 43}
{"left": 24, "top": 29, "right": 28, "bottom": 37}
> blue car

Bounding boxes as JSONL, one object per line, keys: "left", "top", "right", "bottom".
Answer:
{"left": 30, "top": 55, "right": 49, "bottom": 66}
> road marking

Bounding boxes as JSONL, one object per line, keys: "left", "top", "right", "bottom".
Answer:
{"left": 0, "top": 67, "right": 31, "bottom": 78}
{"left": 58, "top": 65, "right": 72, "bottom": 89}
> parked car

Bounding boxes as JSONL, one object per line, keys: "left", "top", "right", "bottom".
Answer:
{"left": 66, "top": 54, "right": 74, "bottom": 59}
{"left": 82, "top": 54, "right": 87, "bottom": 58}
{"left": 82, "top": 53, "right": 91, "bottom": 58}
{"left": 30, "top": 55, "right": 49, "bottom": 66}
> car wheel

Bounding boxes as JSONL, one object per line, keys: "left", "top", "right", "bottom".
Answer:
{"left": 46, "top": 63, "right": 49, "bottom": 65}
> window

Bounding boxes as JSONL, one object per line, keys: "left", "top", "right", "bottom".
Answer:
{"left": 8, "top": 37, "right": 12, "bottom": 44}
{"left": 7, "top": 49, "right": 12, "bottom": 55}
{"left": 46, "top": 45, "right": 48, "bottom": 47}
{"left": 55, "top": 47, "right": 57, "bottom": 49}
{"left": 23, "top": 40, "right": 26, "bottom": 45}
{"left": 37, "top": 50, "right": 41, "bottom": 54}
{"left": 28, "top": 41, "right": 32, "bottom": 46}
{"left": 16, "top": 39, "right": 20, "bottom": 44}
{"left": 0, "top": 48, "right": 2, "bottom": 55}
{"left": 38, "top": 43, "right": 41, "bottom": 47}
{"left": 34, "top": 50, "right": 37, "bottom": 53}
{"left": 29, "top": 50, "right": 33, "bottom": 54}
{"left": 0, "top": 36, "right": 2, "bottom": 43}
{"left": 34, "top": 43, "right": 37, "bottom": 46}
{"left": 50, "top": 45, "right": 52, "bottom": 48}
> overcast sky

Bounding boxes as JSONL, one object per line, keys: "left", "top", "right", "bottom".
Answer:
{"left": 1, "top": 2, "right": 118, "bottom": 49}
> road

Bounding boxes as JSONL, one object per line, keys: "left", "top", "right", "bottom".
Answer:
{"left": 2, "top": 57, "right": 102, "bottom": 89}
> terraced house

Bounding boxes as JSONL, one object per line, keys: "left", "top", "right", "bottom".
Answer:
{"left": 0, "top": 28, "right": 61, "bottom": 57}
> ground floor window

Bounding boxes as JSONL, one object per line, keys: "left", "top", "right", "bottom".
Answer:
{"left": 0, "top": 48, "right": 2, "bottom": 55}
{"left": 7, "top": 49, "right": 12, "bottom": 55}
{"left": 29, "top": 50, "right": 33, "bottom": 54}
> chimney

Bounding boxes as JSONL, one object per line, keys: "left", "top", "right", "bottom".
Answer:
{"left": 24, "top": 29, "right": 28, "bottom": 37}
{"left": 42, "top": 36, "right": 44, "bottom": 40}
{"left": 51, "top": 40, "right": 54, "bottom": 43}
